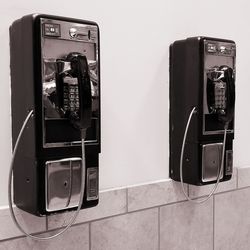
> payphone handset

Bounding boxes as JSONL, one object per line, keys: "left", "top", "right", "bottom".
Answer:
{"left": 56, "top": 52, "right": 92, "bottom": 133}
{"left": 169, "top": 37, "right": 236, "bottom": 203}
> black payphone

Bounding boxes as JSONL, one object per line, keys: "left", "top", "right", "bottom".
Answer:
{"left": 169, "top": 37, "right": 235, "bottom": 194}
{"left": 9, "top": 14, "right": 100, "bottom": 220}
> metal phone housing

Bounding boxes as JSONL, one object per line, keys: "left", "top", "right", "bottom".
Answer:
{"left": 10, "top": 14, "right": 100, "bottom": 216}
{"left": 169, "top": 36, "right": 235, "bottom": 185}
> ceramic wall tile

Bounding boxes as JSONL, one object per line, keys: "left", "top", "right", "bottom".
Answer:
{"left": 91, "top": 208, "right": 158, "bottom": 250}
{"left": 128, "top": 179, "right": 187, "bottom": 212}
{"left": 0, "top": 207, "right": 46, "bottom": 241}
{"left": 48, "top": 188, "right": 127, "bottom": 230}
{"left": 214, "top": 188, "right": 250, "bottom": 250}
{"left": 237, "top": 166, "right": 250, "bottom": 188}
{"left": 0, "top": 223, "right": 89, "bottom": 250}
{"left": 160, "top": 199, "right": 213, "bottom": 250}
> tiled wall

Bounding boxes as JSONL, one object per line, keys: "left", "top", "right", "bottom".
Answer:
{"left": 1, "top": 166, "right": 250, "bottom": 250}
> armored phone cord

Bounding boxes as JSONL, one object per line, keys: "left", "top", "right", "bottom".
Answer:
{"left": 8, "top": 110, "right": 86, "bottom": 240}
{"left": 179, "top": 107, "right": 228, "bottom": 204}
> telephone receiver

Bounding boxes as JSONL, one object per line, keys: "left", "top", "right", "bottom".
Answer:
{"left": 56, "top": 52, "right": 92, "bottom": 131}
{"left": 207, "top": 65, "right": 235, "bottom": 124}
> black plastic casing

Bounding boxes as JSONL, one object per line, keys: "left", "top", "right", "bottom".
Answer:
{"left": 10, "top": 14, "right": 100, "bottom": 216}
{"left": 169, "top": 36, "right": 235, "bottom": 186}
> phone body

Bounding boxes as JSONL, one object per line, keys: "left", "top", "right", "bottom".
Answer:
{"left": 169, "top": 36, "right": 235, "bottom": 185}
{"left": 10, "top": 14, "right": 100, "bottom": 216}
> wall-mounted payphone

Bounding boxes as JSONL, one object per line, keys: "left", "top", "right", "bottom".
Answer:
{"left": 9, "top": 14, "right": 100, "bottom": 219}
{"left": 169, "top": 37, "right": 235, "bottom": 190}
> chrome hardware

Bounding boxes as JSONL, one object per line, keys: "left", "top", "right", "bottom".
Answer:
{"left": 207, "top": 43, "right": 217, "bottom": 53}
{"left": 86, "top": 167, "right": 98, "bottom": 201}
{"left": 56, "top": 61, "right": 71, "bottom": 74}
{"left": 69, "top": 27, "right": 88, "bottom": 39}
{"left": 45, "top": 158, "right": 82, "bottom": 212}
{"left": 69, "top": 27, "right": 77, "bottom": 38}
{"left": 202, "top": 143, "right": 223, "bottom": 182}
{"left": 225, "top": 150, "right": 233, "bottom": 175}
{"left": 207, "top": 67, "right": 225, "bottom": 82}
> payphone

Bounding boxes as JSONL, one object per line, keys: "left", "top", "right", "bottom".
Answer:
{"left": 9, "top": 14, "right": 100, "bottom": 223}
{"left": 169, "top": 37, "right": 235, "bottom": 197}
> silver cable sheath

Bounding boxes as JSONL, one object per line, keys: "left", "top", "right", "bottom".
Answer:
{"left": 179, "top": 107, "right": 228, "bottom": 204}
{"left": 8, "top": 110, "right": 86, "bottom": 240}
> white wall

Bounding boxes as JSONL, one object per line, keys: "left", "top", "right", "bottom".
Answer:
{"left": 0, "top": 0, "right": 249, "bottom": 206}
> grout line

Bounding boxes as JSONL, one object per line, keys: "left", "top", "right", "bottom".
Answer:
{"left": 158, "top": 207, "right": 160, "bottom": 250}
{"left": 0, "top": 225, "right": 63, "bottom": 243}
{"left": 191, "top": 183, "right": 245, "bottom": 200}
{"left": 0, "top": 235, "right": 26, "bottom": 243}
{"left": 126, "top": 188, "right": 129, "bottom": 213}
{"left": 213, "top": 195, "right": 215, "bottom": 250}
{"left": 214, "top": 185, "right": 250, "bottom": 197}
{"left": 235, "top": 185, "right": 250, "bottom": 192}
{"left": 89, "top": 223, "right": 91, "bottom": 250}
{"left": 127, "top": 199, "right": 186, "bottom": 214}
{"left": 45, "top": 216, "right": 48, "bottom": 231}
{"left": 236, "top": 168, "right": 239, "bottom": 189}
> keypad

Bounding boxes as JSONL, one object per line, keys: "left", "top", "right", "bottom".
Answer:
{"left": 63, "top": 84, "right": 79, "bottom": 112}
{"left": 214, "top": 81, "right": 226, "bottom": 110}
